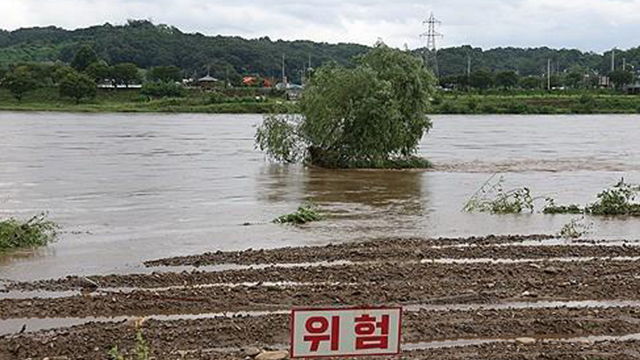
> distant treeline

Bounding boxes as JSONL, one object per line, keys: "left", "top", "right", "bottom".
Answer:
{"left": 1, "top": 20, "right": 639, "bottom": 82}
{"left": 0, "top": 20, "right": 368, "bottom": 85}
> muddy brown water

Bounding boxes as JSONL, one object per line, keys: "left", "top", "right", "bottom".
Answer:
{"left": 1, "top": 112, "right": 640, "bottom": 281}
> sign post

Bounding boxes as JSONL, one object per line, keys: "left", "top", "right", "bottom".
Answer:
{"left": 290, "top": 306, "right": 402, "bottom": 358}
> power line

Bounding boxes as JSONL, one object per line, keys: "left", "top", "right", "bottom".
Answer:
{"left": 420, "top": 12, "right": 443, "bottom": 76}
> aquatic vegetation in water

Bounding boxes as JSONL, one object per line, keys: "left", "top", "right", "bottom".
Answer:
{"left": 464, "top": 175, "right": 535, "bottom": 214}
{"left": 274, "top": 204, "right": 322, "bottom": 225}
{"left": 558, "top": 217, "right": 593, "bottom": 239}
{"left": 585, "top": 178, "right": 640, "bottom": 216}
{"left": 543, "top": 198, "right": 583, "bottom": 215}
{"left": 544, "top": 179, "right": 640, "bottom": 216}
{"left": 0, "top": 212, "right": 58, "bottom": 251}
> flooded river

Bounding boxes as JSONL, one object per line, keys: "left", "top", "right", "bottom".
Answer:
{"left": 1, "top": 112, "right": 640, "bottom": 281}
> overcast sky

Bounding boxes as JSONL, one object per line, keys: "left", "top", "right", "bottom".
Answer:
{"left": 2, "top": 0, "right": 639, "bottom": 53}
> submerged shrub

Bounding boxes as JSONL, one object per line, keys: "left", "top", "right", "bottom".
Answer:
{"left": 0, "top": 213, "right": 58, "bottom": 251}
{"left": 274, "top": 204, "right": 322, "bottom": 225}
{"left": 558, "top": 217, "right": 593, "bottom": 239}
{"left": 464, "top": 175, "right": 535, "bottom": 214}
{"left": 543, "top": 198, "right": 583, "bottom": 215}
{"left": 585, "top": 178, "right": 640, "bottom": 216}
{"left": 543, "top": 179, "right": 640, "bottom": 217}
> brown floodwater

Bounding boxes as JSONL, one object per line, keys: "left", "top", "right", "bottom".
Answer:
{"left": 1, "top": 112, "right": 640, "bottom": 281}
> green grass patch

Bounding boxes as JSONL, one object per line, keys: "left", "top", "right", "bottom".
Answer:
{"left": 274, "top": 204, "right": 322, "bottom": 225}
{"left": 0, "top": 87, "right": 290, "bottom": 114}
{"left": 0, "top": 213, "right": 58, "bottom": 252}
{"left": 431, "top": 93, "right": 640, "bottom": 115}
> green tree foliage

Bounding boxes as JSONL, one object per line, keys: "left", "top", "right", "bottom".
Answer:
{"left": 519, "top": 76, "right": 541, "bottom": 89}
{"left": 52, "top": 63, "right": 75, "bottom": 84}
{"left": 609, "top": 70, "right": 634, "bottom": 89}
{"left": 3, "top": 21, "right": 640, "bottom": 84}
{"left": 71, "top": 45, "right": 99, "bottom": 71}
{"left": 85, "top": 61, "right": 111, "bottom": 82}
{"left": 1, "top": 65, "right": 38, "bottom": 101}
{"left": 256, "top": 45, "right": 435, "bottom": 168}
{"left": 59, "top": 71, "right": 97, "bottom": 103}
{"left": 495, "top": 70, "right": 519, "bottom": 89}
{"left": 469, "top": 70, "right": 494, "bottom": 89}
{"left": 111, "top": 63, "right": 141, "bottom": 87}
{"left": 440, "top": 74, "right": 468, "bottom": 89}
{"left": 148, "top": 65, "right": 182, "bottom": 82}
{"left": 0, "top": 21, "right": 368, "bottom": 84}
{"left": 140, "top": 81, "right": 185, "bottom": 98}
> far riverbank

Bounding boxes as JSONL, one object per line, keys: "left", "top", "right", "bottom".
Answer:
{"left": 2, "top": 88, "right": 640, "bottom": 115}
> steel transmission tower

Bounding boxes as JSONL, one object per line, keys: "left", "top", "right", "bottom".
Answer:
{"left": 420, "top": 13, "right": 443, "bottom": 76}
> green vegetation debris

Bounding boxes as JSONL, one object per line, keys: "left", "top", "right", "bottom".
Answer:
{"left": 0, "top": 213, "right": 58, "bottom": 252}
{"left": 274, "top": 204, "right": 322, "bottom": 225}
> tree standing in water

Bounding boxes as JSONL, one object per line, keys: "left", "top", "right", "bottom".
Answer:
{"left": 256, "top": 44, "right": 436, "bottom": 169}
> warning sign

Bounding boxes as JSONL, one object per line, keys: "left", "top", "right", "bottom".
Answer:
{"left": 290, "top": 306, "right": 402, "bottom": 358}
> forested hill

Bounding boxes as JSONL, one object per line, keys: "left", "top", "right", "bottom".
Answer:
{"left": 1, "top": 20, "right": 638, "bottom": 80}
{"left": 0, "top": 20, "right": 369, "bottom": 83}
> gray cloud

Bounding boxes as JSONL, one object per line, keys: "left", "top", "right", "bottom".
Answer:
{"left": 1, "top": 0, "right": 639, "bottom": 52}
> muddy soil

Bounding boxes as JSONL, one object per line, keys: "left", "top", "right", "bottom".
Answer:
{"left": 2, "top": 307, "right": 640, "bottom": 359}
{"left": 8, "top": 254, "right": 640, "bottom": 292}
{"left": 3, "top": 259, "right": 640, "bottom": 319}
{"left": 3, "top": 236, "right": 640, "bottom": 359}
{"left": 144, "top": 235, "right": 563, "bottom": 267}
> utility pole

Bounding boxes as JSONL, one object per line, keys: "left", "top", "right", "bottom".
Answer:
{"left": 420, "top": 12, "right": 443, "bottom": 76}
{"left": 467, "top": 55, "right": 471, "bottom": 89}
{"left": 611, "top": 48, "right": 616, "bottom": 72}
{"left": 623, "top": 58, "right": 627, "bottom": 71}
{"left": 282, "top": 54, "right": 287, "bottom": 85}
{"left": 547, "top": 58, "right": 551, "bottom": 91}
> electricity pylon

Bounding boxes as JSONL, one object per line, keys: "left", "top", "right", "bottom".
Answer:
{"left": 420, "top": 12, "right": 443, "bottom": 76}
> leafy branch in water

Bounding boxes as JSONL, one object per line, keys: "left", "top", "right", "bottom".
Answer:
{"left": 0, "top": 212, "right": 58, "bottom": 252}
{"left": 274, "top": 204, "right": 322, "bottom": 225}
{"left": 558, "top": 217, "right": 593, "bottom": 239}
{"left": 544, "top": 178, "right": 640, "bottom": 216}
{"left": 464, "top": 175, "right": 535, "bottom": 214}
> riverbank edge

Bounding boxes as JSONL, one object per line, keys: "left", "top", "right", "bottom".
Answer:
{"left": 3, "top": 105, "right": 640, "bottom": 115}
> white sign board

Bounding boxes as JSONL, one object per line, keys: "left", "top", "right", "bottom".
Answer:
{"left": 290, "top": 306, "right": 402, "bottom": 358}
